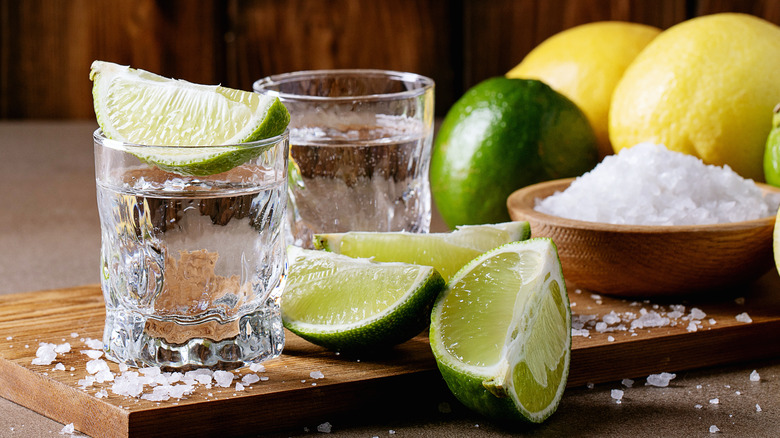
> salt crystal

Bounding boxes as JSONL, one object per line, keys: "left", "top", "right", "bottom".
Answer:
{"left": 111, "top": 372, "right": 146, "bottom": 397}
{"left": 586, "top": 382, "right": 595, "bottom": 389}
{"left": 686, "top": 321, "right": 698, "bottom": 332}
{"left": 534, "top": 143, "right": 777, "bottom": 225}
{"left": 95, "top": 369, "right": 115, "bottom": 383}
{"left": 756, "top": 404, "right": 762, "bottom": 412}
{"left": 242, "top": 374, "right": 260, "bottom": 385}
{"left": 53, "top": 363, "right": 65, "bottom": 371}
{"left": 621, "top": 378, "right": 634, "bottom": 388}
{"left": 631, "top": 311, "right": 670, "bottom": 330}
{"left": 85, "top": 338, "right": 103, "bottom": 350}
{"left": 607, "top": 336, "right": 615, "bottom": 342}
{"left": 690, "top": 308, "right": 706, "bottom": 320}
{"left": 140, "top": 367, "right": 161, "bottom": 377}
{"left": 60, "top": 423, "right": 75, "bottom": 435}
{"left": 595, "top": 322, "right": 608, "bottom": 332}
{"left": 235, "top": 383, "right": 245, "bottom": 391}
{"left": 611, "top": 389, "right": 624, "bottom": 403}
{"left": 70, "top": 332, "right": 79, "bottom": 338}
{"left": 96, "top": 389, "right": 108, "bottom": 399}
{"left": 249, "top": 363, "right": 266, "bottom": 373}
{"left": 750, "top": 370, "right": 760, "bottom": 382}
{"left": 389, "top": 430, "right": 396, "bottom": 435}
{"left": 32, "top": 343, "right": 58, "bottom": 365}
{"left": 735, "top": 312, "right": 753, "bottom": 323}
{"left": 86, "top": 359, "right": 110, "bottom": 375}
{"left": 259, "top": 376, "right": 269, "bottom": 381}
{"left": 709, "top": 425, "right": 720, "bottom": 433}
{"left": 317, "top": 422, "right": 332, "bottom": 433}
{"left": 572, "top": 328, "right": 590, "bottom": 337}
{"left": 709, "top": 318, "right": 717, "bottom": 325}
{"left": 77, "top": 376, "right": 95, "bottom": 388}
{"left": 646, "top": 372, "right": 676, "bottom": 387}
{"left": 709, "top": 398, "right": 719, "bottom": 404}
{"left": 81, "top": 350, "right": 103, "bottom": 359}
{"left": 602, "top": 311, "right": 621, "bottom": 325}
{"left": 310, "top": 370, "right": 325, "bottom": 379}
{"left": 213, "top": 370, "right": 235, "bottom": 388}
{"left": 5, "top": 336, "right": 11, "bottom": 341}
{"left": 695, "top": 404, "right": 703, "bottom": 409}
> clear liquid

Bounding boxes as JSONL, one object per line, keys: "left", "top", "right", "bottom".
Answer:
{"left": 287, "top": 118, "right": 432, "bottom": 247}
{"left": 96, "top": 169, "right": 286, "bottom": 370}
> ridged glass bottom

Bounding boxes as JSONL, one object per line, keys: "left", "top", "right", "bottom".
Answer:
{"left": 103, "top": 295, "right": 284, "bottom": 371}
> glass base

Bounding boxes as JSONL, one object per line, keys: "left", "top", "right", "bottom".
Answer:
{"left": 103, "top": 297, "right": 284, "bottom": 371}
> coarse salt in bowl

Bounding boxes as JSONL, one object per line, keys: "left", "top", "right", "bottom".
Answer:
{"left": 507, "top": 144, "right": 780, "bottom": 297}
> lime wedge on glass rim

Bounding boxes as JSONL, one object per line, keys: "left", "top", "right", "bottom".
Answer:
{"left": 89, "top": 60, "right": 290, "bottom": 176}
{"left": 314, "top": 221, "right": 531, "bottom": 281}
{"left": 281, "top": 246, "right": 445, "bottom": 351}
{"left": 430, "top": 238, "right": 571, "bottom": 424}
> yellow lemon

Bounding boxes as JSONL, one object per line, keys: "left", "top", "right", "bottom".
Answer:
{"left": 507, "top": 21, "right": 660, "bottom": 158}
{"left": 609, "top": 13, "right": 780, "bottom": 182}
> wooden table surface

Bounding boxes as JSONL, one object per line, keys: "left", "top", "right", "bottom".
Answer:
{"left": 1, "top": 121, "right": 778, "bottom": 437}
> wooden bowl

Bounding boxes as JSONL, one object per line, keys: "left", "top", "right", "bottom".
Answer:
{"left": 507, "top": 178, "right": 780, "bottom": 298}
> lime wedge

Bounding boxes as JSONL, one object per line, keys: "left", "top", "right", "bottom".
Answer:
{"left": 429, "top": 238, "right": 571, "bottom": 423}
{"left": 313, "top": 221, "right": 531, "bottom": 281}
{"left": 90, "top": 60, "right": 290, "bottom": 176}
{"left": 282, "top": 247, "right": 445, "bottom": 351}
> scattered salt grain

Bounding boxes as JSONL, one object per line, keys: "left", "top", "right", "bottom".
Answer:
{"left": 595, "top": 322, "right": 608, "bottom": 332}
{"left": 735, "top": 312, "right": 753, "bottom": 323}
{"left": 630, "top": 310, "right": 670, "bottom": 330}
{"left": 242, "top": 374, "right": 260, "bottom": 385}
{"left": 695, "top": 404, "right": 703, "bottom": 409}
{"left": 259, "top": 376, "right": 269, "bottom": 381}
{"left": 70, "top": 332, "right": 79, "bottom": 338}
{"left": 249, "top": 363, "right": 266, "bottom": 373}
{"left": 756, "top": 404, "right": 762, "bottom": 412}
{"left": 84, "top": 338, "right": 103, "bottom": 350}
{"left": 534, "top": 143, "right": 778, "bottom": 225}
{"left": 572, "top": 328, "right": 590, "bottom": 337}
{"left": 750, "top": 370, "right": 760, "bottom": 382}
{"left": 646, "top": 372, "right": 676, "bottom": 387}
{"left": 317, "top": 422, "right": 332, "bottom": 433}
{"left": 60, "top": 423, "right": 75, "bottom": 435}
{"left": 709, "top": 318, "right": 717, "bottom": 325}
{"left": 81, "top": 350, "right": 103, "bottom": 359}
{"left": 710, "top": 398, "right": 720, "bottom": 405}
{"left": 310, "top": 370, "right": 325, "bottom": 379}
{"left": 86, "top": 359, "right": 110, "bottom": 375}
{"left": 607, "top": 336, "right": 615, "bottom": 342}
{"left": 686, "top": 321, "right": 699, "bottom": 332}
{"left": 53, "top": 363, "right": 66, "bottom": 371}
{"left": 235, "top": 383, "right": 245, "bottom": 391}
{"left": 611, "top": 389, "right": 624, "bottom": 403}
{"left": 586, "top": 382, "right": 595, "bottom": 389}
{"left": 213, "top": 370, "right": 235, "bottom": 388}
{"left": 690, "top": 308, "right": 706, "bottom": 320}
{"left": 621, "top": 378, "right": 634, "bottom": 388}
{"left": 5, "top": 336, "right": 11, "bottom": 341}
{"left": 709, "top": 425, "right": 720, "bottom": 433}
{"left": 602, "top": 311, "right": 621, "bottom": 325}
{"left": 32, "top": 343, "right": 58, "bottom": 365}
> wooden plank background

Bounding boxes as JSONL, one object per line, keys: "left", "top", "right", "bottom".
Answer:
{"left": 1, "top": 0, "right": 780, "bottom": 120}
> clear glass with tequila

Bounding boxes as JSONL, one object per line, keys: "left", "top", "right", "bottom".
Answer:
{"left": 94, "top": 130, "right": 289, "bottom": 370}
{"left": 253, "top": 70, "right": 435, "bottom": 247}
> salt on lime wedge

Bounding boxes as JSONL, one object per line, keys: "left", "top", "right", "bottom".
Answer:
{"left": 282, "top": 246, "right": 445, "bottom": 351}
{"left": 313, "top": 221, "right": 531, "bottom": 281}
{"left": 89, "top": 60, "right": 290, "bottom": 176}
{"left": 429, "top": 238, "right": 571, "bottom": 424}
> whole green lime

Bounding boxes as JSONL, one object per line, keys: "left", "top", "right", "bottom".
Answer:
{"left": 431, "top": 78, "right": 598, "bottom": 228}
{"left": 763, "top": 104, "right": 780, "bottom": 186}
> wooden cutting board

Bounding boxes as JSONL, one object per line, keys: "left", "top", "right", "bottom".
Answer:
{"left": 1, "top": 276, "right": 779, "bottom": 438}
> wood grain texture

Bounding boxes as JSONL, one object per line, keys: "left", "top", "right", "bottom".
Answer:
{"left": 1, "top": 281, "right": 778, "bottom": 437}
{"left": 3, "top": 0, "right": 780, "bottom": 119}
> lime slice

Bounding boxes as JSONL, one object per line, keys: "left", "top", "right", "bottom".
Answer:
{"left": 90, "top": 60, "right": 290, "bottom": 176}
{"left": 313, "top": 221, "right": 531, "bottom": 281}
{"left": 282, "top": 246, "right": 445, "bottom": 351}
{"left": 429, "top": 238, "right": 571, "bottom": 423}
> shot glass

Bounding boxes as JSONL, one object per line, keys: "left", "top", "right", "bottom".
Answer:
{"left": 253, "top": 70, "right": 435, "bottom": 247}
{"left": 94, "top": 130, "right": 289, "bottom": 370}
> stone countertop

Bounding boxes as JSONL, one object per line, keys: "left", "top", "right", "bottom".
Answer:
{"left": 0, "top": 121, "right": 778, "bottom": 437}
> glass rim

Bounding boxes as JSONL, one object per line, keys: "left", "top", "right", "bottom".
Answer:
{"left": 252, "top": 69, "right": 435, "bottom": 102}
{"left": 93, "top": 128, "right": 289, "bottom": 150}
